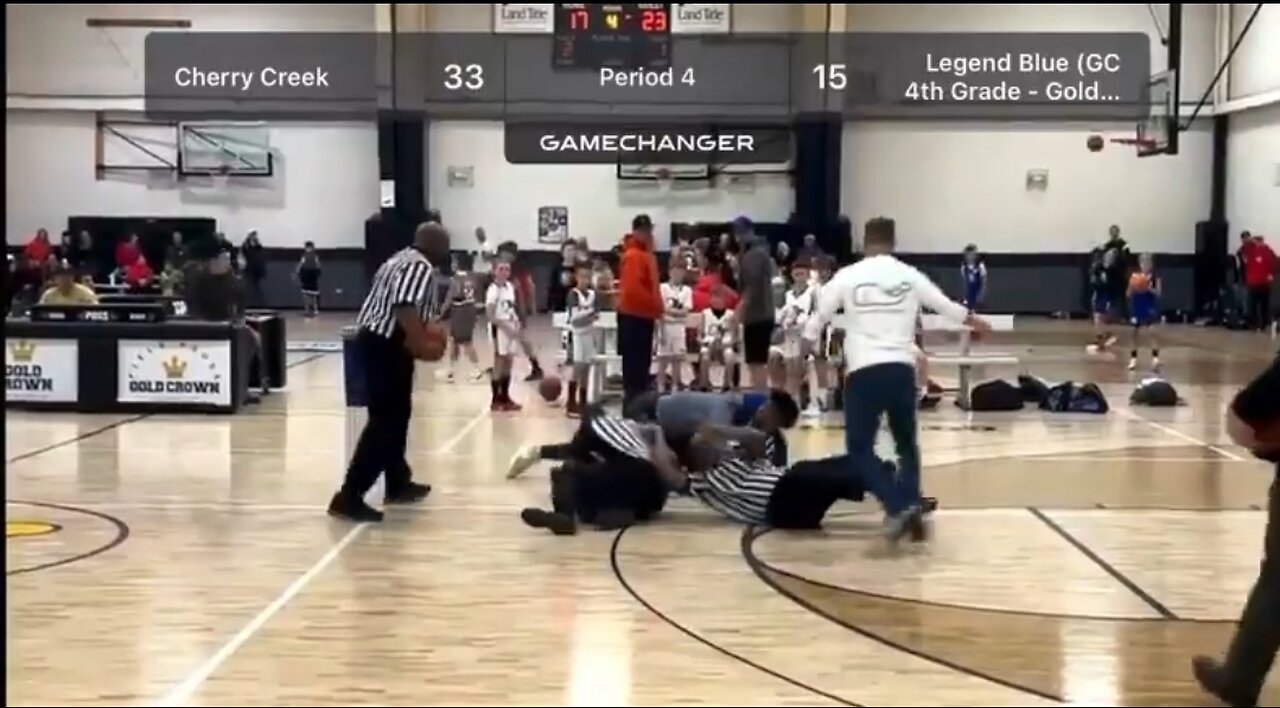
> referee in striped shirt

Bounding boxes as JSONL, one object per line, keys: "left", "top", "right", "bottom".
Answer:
{"left": 329, "top": 222, "right": 451, "bottom": 522}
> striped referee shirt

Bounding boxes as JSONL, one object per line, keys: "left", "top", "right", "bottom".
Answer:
{"left": 587, "top": 413, "right": 652, "bottom": 461}
{"left": 357, "top": 247, "right": 438, "bottom": 339}
{"left": 688, "top": 452, "right": 787, "bottom": 525}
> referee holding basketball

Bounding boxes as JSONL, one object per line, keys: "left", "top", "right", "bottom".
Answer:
{"left": 328, "top": 222, "right": 451, "bottom": 522}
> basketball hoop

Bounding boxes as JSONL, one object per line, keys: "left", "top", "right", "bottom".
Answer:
{"left": 654, "top": 166, "right": 673, "bottom": 192}
{"left": 1109, "top": 136, "right": 1159, "bottom": 156}
{"left": 211, "top": 166, "right": 232, "bottom": 191}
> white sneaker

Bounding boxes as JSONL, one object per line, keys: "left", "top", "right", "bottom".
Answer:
{"left": 506, "top": 444, "right": 541, "bottom": 480}
{"left": 1151, "top": 358, "right": 1161, "bottom": 373}
{"left": 801, "top": 404, "right": 822, "bottom": 427}
{"left": 1127, "top": 358, "right": 1137, "bottom": 371}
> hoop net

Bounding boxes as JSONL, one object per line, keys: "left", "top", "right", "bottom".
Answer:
{"left": 655, "top": 167, "right": 673, "bottom": 192}
{"left": 211, "top": 166, "right": 232, "bottom": 191}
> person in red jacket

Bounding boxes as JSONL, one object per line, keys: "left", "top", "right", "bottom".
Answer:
{"left": 1241, "top": 234, "right": 1277, "bottom": 331}
{"left": 125, "top": 253, "right": 156, "bottom": 292}
{"left": 617, "top": 214, "right": 663, "bottom": 405}
{"left": 115, "top": 233, "right": 143, "bottom": 271}
{"left": 24, "top": 228, "right": 53, "bottom": 269}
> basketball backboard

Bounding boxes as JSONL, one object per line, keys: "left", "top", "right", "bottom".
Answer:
{"left": 178, "top": 123, "right": 273, "bottom": 176}
{"left": 1136, "top": 70, "right": 1178, "bottom": 157}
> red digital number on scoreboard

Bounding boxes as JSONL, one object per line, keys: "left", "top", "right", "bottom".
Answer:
{"left": 640, "top": 8, "right": 668, "bottom": 32}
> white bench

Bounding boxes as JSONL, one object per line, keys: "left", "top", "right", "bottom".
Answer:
{"left": 552, "top": 311, "right": 713, "bottom": 403}
{"left": 919, "top": 313, "right": 1018, "bottom": 408}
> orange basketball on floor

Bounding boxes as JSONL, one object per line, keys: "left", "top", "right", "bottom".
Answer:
{"left": 538, "top": 376, "right": 562, "bottom": 402}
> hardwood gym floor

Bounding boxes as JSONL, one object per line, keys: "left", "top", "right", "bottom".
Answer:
{"left": 6, "top": 318, "right": 1278, "bottom": 706}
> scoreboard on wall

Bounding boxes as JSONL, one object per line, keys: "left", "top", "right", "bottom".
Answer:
{"left": 553, "top": 3, "right": 672, "bottom": 70}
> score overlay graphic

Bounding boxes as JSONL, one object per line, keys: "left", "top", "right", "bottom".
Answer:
{"left": 145, "top": 31, "right": 1151, "bottom": 124}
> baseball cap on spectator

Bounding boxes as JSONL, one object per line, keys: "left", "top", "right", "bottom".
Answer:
{"left": 732, "top": 215, "right": 754, "bottom": 235}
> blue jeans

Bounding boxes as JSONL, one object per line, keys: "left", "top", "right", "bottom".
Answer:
{"left": 843, "top": 363, "right": 920, "bottom": 515}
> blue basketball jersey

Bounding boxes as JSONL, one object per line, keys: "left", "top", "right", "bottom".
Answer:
{"left": 961, "top": 262, "right": 986, "bottom": 307}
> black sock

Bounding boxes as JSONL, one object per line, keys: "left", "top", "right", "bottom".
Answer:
{"left": 540, "top": 443, "right": 573, "bottom": 460}
{"left": 1130, "top": 349, "right": 1138, "bottom": 359}
{"left": 530, "top": 358, "right": 543, "bottom": 374}
{"left": 502, "top": 375, "right": 513, "bottom": 401}
{"left": 490, "top": 378, "right": 500, "bottom": 402}
{"left": 567, "top": 381, "right": 578, "bottom": 404}
{"left": 1152, "top": 348, "right": 1159, "bottom": 358}
{"left": 578, "top": 383, "right": 588, "bottom": 406}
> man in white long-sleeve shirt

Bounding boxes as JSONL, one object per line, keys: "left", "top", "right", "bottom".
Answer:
{"left": 805, "top": 217, "right": 990, "bottom": 542}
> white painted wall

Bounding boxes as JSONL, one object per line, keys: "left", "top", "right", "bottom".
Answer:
{"left": 1227, "top": 104, "right": 1280, "bottom": 239}
{"left": 6, "top": 4, "right": 376, "bottom": 101}
{"left": 843, "top": 122, "right": 1214, "bottom": 253}
{"left": 5, "top": 111, "right": 379, "bottom": 248}
{"left": 1227, "top": 4, "right": 1280, "bottom": 101}
{"left": 841, "top": 4, "right": 1217, "bottom": 253}
{"left": 5, "top": 5, "right": 379, "bottom": 248}
{"left": 846, "top": 4, "right": 1217, "bottom": 105}
{"left": 429, "top": 122, "right": 792, "bottom": 252}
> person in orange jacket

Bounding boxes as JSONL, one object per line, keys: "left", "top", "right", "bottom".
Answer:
{"left": 617, "top": 215, "right": 663, "bottom": 405}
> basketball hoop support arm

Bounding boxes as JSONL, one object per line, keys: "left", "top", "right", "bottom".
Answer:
{"left": 1182, "top": 3, "right": 1263, "bottom": 130}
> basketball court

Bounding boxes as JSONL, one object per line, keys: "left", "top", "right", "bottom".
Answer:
{"left": 6, "top": 316, "right": 1277, "bottom": 707}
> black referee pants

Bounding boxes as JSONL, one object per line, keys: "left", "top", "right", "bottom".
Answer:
{"left": 765, "top": 454, "right": 867, "bottom": 530}
{"left": 540, "top": 409, "right": 668, "bottom": 520}
{"left": 341, "top": 329, "right": 415, "bottom": 499}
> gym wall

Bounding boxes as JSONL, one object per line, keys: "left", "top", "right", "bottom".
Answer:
{"left": 5, "top": 4, "right": 381, "bottom": 250}
{"left": 841, "top": 3, "right": 1219, "bottom": 255}
{"left": 423, "top": 4, "right": 806, "bottom": 254}
{"left": 1224, "top": 5, "right": 1280, "bottom": 244}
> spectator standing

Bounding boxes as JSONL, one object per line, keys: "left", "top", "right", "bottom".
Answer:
{"left": 166, "top": 231, "right": 188, "bottom": 271}
{"left": 734, "top": 217, "right": 777, "bottom": 390}
{"left": 797, "top": 233, "right": 825, "bottom": 264}
{"left": 1240, "top": 234, "right": 1277, "bottom": 331}
{"left": 241, "top": 230, "right": 267, "bottom": 306}
{"left": 25, "top": 228, "right": 53, "bottom": 273}
{"left": 617, "top": 214, "right": 663, "bottom": 405}
{"left": 115, "top": 233, "right": 142, "bottom": 271}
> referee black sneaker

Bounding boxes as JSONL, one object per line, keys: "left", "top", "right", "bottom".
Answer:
{"left": 327, "top": 493, "right": 384, "bottom": 523}
{"left": 385, "top": 481, "right": 432, "bottom": 505}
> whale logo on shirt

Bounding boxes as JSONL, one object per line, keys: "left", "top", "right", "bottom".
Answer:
{"left": 852, "top": 281, "right": 912, "bottom": 310}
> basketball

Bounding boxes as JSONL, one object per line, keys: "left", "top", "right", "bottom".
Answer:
{"left": 1087, "top": 134, "right": 1105, "bottom": 152}
{"left": 419, "top": 323, "right": 448, "bottom": 362}
{"left": 538, "top": 375, "right": 562, "bottom": 402}
{"left": 1130, "top": 272, "right": 1151, "bottom": 291}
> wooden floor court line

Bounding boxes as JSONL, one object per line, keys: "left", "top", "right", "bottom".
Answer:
{"left": 1115, "top": 408, "right": 1246, "bottom": 461}
{"left": 5, "top": 353, "right": 331, "bottom": 468}
{"left": 739, "top": 526, "right": 1067, "bottom": 704}
{"left": 1027, "top": 507, "right": 1178, "bottom": 620}
{"left": 609, "top": 525, "right": 862, "bottom": 708}
{"left": 155, "top": 523, "right": 368, "bottom": 707}
{"left": 5, "top": 499, "right": 131, "bottom": 577}
{"left": 150, "top": 402, "right": 492, "bottom": 706}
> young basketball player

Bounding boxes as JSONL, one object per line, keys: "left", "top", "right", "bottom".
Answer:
{"left": 565, "top": 263, "right": 598, "bottom": 417}
{"left": 486, "top": 262, "right": 523, "bottom": 412}
{"left": 802, "top": 257, "right": 836, "bottom": 421}
{"left": 657, "top": 261, "right": 693, "bottom": 392}
{"left": 699, "top": 285, "right": 738, "bottom": 392}
{"left": 961, "top": 244, "right": 987, "bottom": 310}
{"left": 296, "top": 241, "right": 322, "bottom": 317}
{"left": 1128, "top": 253, "right": 1162, "bottom": 372}
{"left": 775, "top": 262, "right": 814, "bottom": 400}
{"left": 445, "top": 263, "right": 483, "bottom": 382}
{"left": 496, "top": 243, "right": 546, "bottom": 382}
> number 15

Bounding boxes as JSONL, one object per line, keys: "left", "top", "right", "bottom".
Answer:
{"left": 812, "top": 63, "right": 847, "bottom": 90}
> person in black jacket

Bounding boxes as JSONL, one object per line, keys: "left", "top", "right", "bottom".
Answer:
{"left": 1193, "top": 352, "right": 1280, "bottom": 707}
